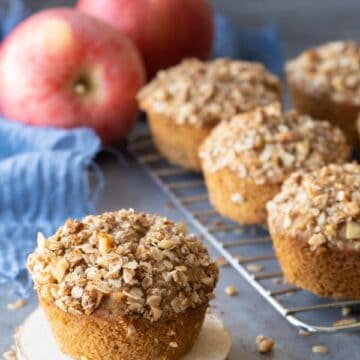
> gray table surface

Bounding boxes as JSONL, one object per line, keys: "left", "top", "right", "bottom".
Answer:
{"left": 2, "top": 0, "right": 360, "bottom": 359}
{"left": 2, "top": 152, "right": 360, "bottom": 360}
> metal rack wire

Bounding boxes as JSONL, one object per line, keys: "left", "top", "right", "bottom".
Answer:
{"left": 129, "top": 131, "right": 360, "bottom": 333}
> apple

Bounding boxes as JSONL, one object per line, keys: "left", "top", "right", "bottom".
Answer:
{"left": 76, "top": 0, "right": 214, "bottom": 79}
{"left": 0, "top": 8, "right": 146, "bottom": 144}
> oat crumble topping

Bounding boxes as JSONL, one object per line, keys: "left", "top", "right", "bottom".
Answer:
{"left": 200, "top": 103, "right": 349, "bottom": 185}
{"left": 27, "top": 209, "right": 218, "bottom": 321}
{"left": 267, "top": 163, "right": 360, "bottom": 250}
{"left": 287, "top": 41, "right": 360, "bottom": 104}
{"left": 138, "top": 58, "right": 280, "bottom": 128}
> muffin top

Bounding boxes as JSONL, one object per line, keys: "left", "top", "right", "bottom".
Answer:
{"left": 267, "top": 163, "right": 360, "bottom": 251}
{"left": 199, "top": 103, "right": 349, "bottom": 185}
{"left": 27, "top": 209, "right": 218, "bottom": 321}
{"left": 286, "top": 41, "right": 360, "bottom": 104}
{"left": 138, "top": 58, "right": 280, "bottom": 128}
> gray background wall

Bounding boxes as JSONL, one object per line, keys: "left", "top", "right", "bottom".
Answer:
{"left": 17, "top": 0, "right": 360, "bottom": 59}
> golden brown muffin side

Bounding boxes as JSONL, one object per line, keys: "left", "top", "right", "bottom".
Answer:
{"left": 267, "top": 163, "right": 360, "bottom": 299}
{"left": 202, "top": 166, "right": 281, "bottom": 225}
{"left": 147, "top": 111, "right": 212, "bottom": 171}
{"left": 40, "top": 298, "right": 207, "bottom": 360}
{"left": 288, "top": 74, "right": 360, "bottom": 147}
{"left": 269, "top": 224, "right": 360, "bottom": 299}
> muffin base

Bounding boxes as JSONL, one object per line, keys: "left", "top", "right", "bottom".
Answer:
{"left": 40, "top": 298, "right": 207, "bottom": 360}
{"left": 269, "top": 226, "right": 360, "bottom": 299}
{"left": 288, "top": 80, "right": 360, "bottom": 147}
{"left": 147, "top": 111, "right": 212, "bottom": 171}
{"left": 202, "top": 167, "right": 281, "bottom": 225}
{"left": 16, "top": 307, "right": 232, "bottom": 360}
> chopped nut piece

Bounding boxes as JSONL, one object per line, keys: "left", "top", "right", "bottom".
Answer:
{"left": 312, "top": 345, "right": 328, "bottom": 354}
{"left": 7, "top": 298, "right": 26, "bottom": 310}
{"left": 345, "top": 221, "right": 360, "bottom": 239}
{"left": 256, "top": 335, "right": 274, "bottom": 353}
{"left": 51, "top": 258, "right": 69, "bottom": 282}
{"left": 97, "top": 232, "right": 113, "bottom": 255}
{"left": 308, "top": 233, "right": 326, "bottom": 248}
{"left": 169, "top": 341, "right": 178, "bottom": 348}
{"left": 158, "top": 239, "right": 176, "bottom": 250}
{"left": 225, "top": 286, "right": 238, "bottom": 296}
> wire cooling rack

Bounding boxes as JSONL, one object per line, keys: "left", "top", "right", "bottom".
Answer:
{"left": 128, "top": 130, "right": 360, "bottom": 333}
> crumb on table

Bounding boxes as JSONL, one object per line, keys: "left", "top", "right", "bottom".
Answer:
{"left": 256, "top": 334, "right": 274, "bottom": 353}
{"left": 225, "top": 286, "right": 238, "bottom": 296}
{"left": 7, "top": 298, "right": 26, "bottom": 310}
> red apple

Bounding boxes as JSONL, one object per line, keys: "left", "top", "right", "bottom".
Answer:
{"left": 76, "top": 0, "right": 214, "bottom": 79}
{"left": 0, "top": 8, "right": 146, "bottom": 144}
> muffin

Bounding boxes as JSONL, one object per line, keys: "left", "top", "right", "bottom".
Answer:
{"left": 199, "top": 103, "right": 350, "bottom": 225}
{"left": 267, "top": 163, "right": 360, "bottom": 299}
{"left": 286, "top": 41, "right": 360, "bottom": 147}
{"left": 27, "top": 209, "right": 218, "bottom": 360}
{"left": 138, "top": 58, "right": 281, "bottom": 171}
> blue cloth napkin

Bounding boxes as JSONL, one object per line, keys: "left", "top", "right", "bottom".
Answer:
{"left": 0, "top": 119, "right": 102, "bottom": 296}
{"left": 0, "top": 0, "right": 27, "bottom": 39}
{"left": 213, "top": 14, "right": 284, "bottom": 75}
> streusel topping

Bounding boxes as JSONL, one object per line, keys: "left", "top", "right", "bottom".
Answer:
{"left": 27, "top": 209, "right": 218, "bottom": 321}
{"left": 138, "top": 58, "right": 280, "bottom": 128}
{"left": 267, "top": 163, "right": 360, "bottom": 250}
{"left": 199, "top": 103, "right": 349, "bottom": 185}
{"left": 287, "top": 41, "right": 360, "bottom": 104}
